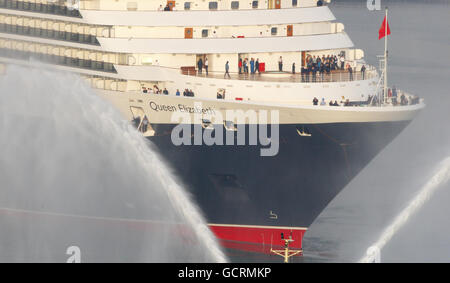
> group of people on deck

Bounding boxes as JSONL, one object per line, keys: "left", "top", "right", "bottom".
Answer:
{"left": 197, "top": 57, "right": 209, "bottom": 75}
{"left": 313, "top": 97, "right": 349, "bottom": 107}
{"left": 157, "top": 4, "right": 176, "bottom": 11}
{"left": 301, "top": 54, "right": 344, "bottom": 82}
{"left": 239, "top": 58, "right": 261, "bottom": 74}
{"left": 142, "top": 86, "right": 195, "bottom": 97}
{"left": 142, "top": 85, "right": 169, "bottom": 95}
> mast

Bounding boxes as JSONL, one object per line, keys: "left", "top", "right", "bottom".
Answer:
{"left": 384, "top": 7, "right": 388, "bottom": 104}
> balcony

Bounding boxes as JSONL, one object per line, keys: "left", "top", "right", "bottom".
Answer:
{"left": 0, "top": 47, "right": 116, "bottom": 73}
{"left": 0, "top": 23, "right": 99, "bottom": 45}
{"left": 0, "top": 0, "right": 81, "bottom": 18}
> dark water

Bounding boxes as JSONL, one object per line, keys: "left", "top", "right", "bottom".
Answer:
{"left": 229, "top": 0, "right": 450, "bottom": 263}
{"left": 303, "top": 0, "right": 450, "bottom": 263}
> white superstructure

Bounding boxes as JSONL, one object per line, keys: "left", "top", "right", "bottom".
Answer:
{"left": 0, "top": 0, "right": 422, "bottom": 126}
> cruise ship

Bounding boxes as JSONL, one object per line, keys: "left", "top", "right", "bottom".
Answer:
{"left": 0, "top": 0, "right": 424, "bottom": 254}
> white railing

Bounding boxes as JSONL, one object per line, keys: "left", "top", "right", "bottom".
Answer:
{"left": 181, "top": 63, "right": 377, "bottom": 84}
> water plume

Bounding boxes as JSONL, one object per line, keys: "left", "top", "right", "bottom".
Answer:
{"left": 0, "top": 65, "right": 227, "bottom": 262}
{"left": 359, "top": 157, "right": 450, "bottom": 263}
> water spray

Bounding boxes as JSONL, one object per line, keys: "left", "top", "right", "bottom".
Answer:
{"left": 359, "top": 157, "right": 450, "bottom": 263}
{"left": 0, "top": 65, "right": 227, "bottom": 262}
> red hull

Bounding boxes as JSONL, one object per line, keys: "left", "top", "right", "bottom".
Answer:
{"left": 209, "top": 224, "right": 306, "bottom": 254}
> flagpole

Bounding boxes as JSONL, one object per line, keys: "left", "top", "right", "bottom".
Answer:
{"left": 384, "top": 7, "right": 388, "bottom": 105}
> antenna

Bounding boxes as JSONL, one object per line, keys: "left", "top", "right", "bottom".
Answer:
{"left": 270, "top": 232, "right": 302, "bottom": 263}
{"left": 384, "top": 7, "right": 388, "bottom": 104}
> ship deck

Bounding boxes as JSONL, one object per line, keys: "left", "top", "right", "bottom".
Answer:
{"left": 182, "top": 68, "right": 377, "bottom": 84}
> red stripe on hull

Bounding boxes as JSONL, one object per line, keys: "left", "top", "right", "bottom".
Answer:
{"left": 209, "top": 224, "right": 306, "bottom": 254}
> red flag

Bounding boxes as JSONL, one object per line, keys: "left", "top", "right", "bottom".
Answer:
{"left": 378, "top": 16, "right": 391, "bottom": 40}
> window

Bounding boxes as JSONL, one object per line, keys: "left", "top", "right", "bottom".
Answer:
{"left": 209, "top": 1, "right": 218, "bottom": 10}
{"left": 184, "top": 2, "right": 191, "bottom": 10}
{"left": 271, "top": 27, "right": 277, "bottom": 35}
{"left": 252, "top": 1, "right": 258, "bottom": 8}
{"left": 202, "top": 29, "right": 209, "bottom": 38}
{"left": 231, "top": 1, "right": 239, "bottom": 9}
{"left": 292, "top": 0, "right": 298, "bottom": 6}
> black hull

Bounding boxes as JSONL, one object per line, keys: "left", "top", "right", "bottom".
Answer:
{"left": 147, "top": 121, "right": 410, "bottom": 230}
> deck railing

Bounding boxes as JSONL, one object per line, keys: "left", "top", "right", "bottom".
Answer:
{"left": 0, "top": 47, "right": 116, "bottom": 73}
{"left": 0, "top": 23, "right": 99, "bottom": 45}
{"left": 0, "top": 0, "right": 82, "bottom": 18}
{"left": 181, "top": 63, "right": 377, "bottom": 84}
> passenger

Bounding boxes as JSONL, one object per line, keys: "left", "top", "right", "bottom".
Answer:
{"left": 320, "top": 98, "right": 326, "bottom": 106}
{"left": 333, "top": 100, "right": 339, "bottom": 106}
{"left": 292, "top": 62, "right": 295, "bottom": 74}
{"left": 158, "top": 4, "right": 163, "bottom": 11}
{"left": 164, "top": 4, "right": 170, "bottom": 11}
{"left": 176, "top": 89, "right": 180, "bottom": 96}
{"left": 278, "top": 56, "right": 283, "bottom": 72}
{"left": 142, "top": 87, "right": 147, "bottom": 94}
{"left": 250, "top": 58, "right": 255, "bottom": 74}
{"left": 224, "top": 61, "right": 231, "bottom": 78}
{"left": 329, "top": 100, "right": 333, "bottom": 106}
{"left": 197, "top": 58, "right": 203, "bottom": 75}
{"left": 313, "top": 97, "right": 319, "bottom": 105}
{"left": 243, "top": 58, "right": 248, "bottom": 74}
{"left": 340, "top": 55, "right": 345, "bottom": 70}
{"left": 392, "top": 96, "right": 398, "bottom": 106}
{"left": 347, "top": 64, "right": 353, "bottom": 81}
{"left": 312, "top": 65, "right": 317, "bottom": 82}
{"left": 344, "top": 99, "right": 350, "bottom": 106}
{"left": 319, "top": 63, "right": 325, "bottom": 81}
{"left": 255, "top": 58, "right": 260, "bottom": 74}
{"left": 400, "top": 94, "right": 408, "bottom": 105}
{"left": 204, "top": 57, "right": 209, "bottom": 76}
{"left": 238, "top": 58, "right": 242, "bottom": 74}
{"left": 183, "top": 89, "right": 188, "bottom": 96}
{"left": 325, "top": 62, "right": 331, "bottom": 77}
{"left": 163, "top": 88, "right": 169, "bottom": 95}
{"left": 361, "top": 65, "right": 366, "bottom": 80}
{"left": 392, "top": 86, "right": 398, "bottom": 97}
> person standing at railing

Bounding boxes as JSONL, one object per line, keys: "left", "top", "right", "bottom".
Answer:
{"left": 392, "top": 85, "right": 398, "bottom": 98}
{"left": 340, "top": 55, "right": 345, "bottom": 70}
{"left": 347, "top": 64, "right": 353, "bottom": 81}
{"left": 312, "top": 65, "right": 317, "bottom": 82}
{"left": 313, "top": 97, "right": 319, "bottom": 105}
{"left": 205, "top": 57, "right": 209, "bottom": 76}
{"left": 361, "top": 64, "right": 366, "bottom": 80}
{"left": 278, "top": 56, "right": 283, "bottom": 72}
